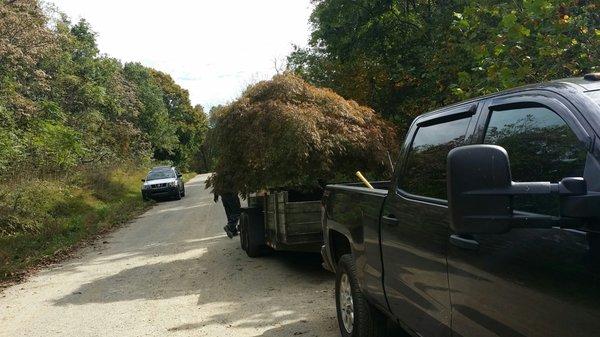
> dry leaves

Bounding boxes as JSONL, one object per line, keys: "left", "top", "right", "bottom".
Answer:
{"left": 206, "top": 73, "right": 398, "bottom": 195}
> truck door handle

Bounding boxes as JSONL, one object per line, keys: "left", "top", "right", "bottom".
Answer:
{"left": 450, "top": 234, "right": 480, "bottom": 250}
{"left": 382, "top": 215, "right": 399, "bottom": 227}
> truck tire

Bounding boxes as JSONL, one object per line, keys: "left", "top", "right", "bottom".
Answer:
{"left": 239, "top": 212, "right": 263, "bottom": 258}
{"left": 336, "top": 254, "right": 387, "bottom": 337}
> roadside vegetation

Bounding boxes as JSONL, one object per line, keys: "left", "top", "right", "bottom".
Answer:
{"left": 0, "top": 166, "right": 150, "bottom": 281}
{"left": 0, "top": 0, "right": 207, "bottom": 282}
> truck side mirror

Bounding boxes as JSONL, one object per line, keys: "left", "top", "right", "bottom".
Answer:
{"left": 447, "top": 145, "right": 587, "bottom": 234}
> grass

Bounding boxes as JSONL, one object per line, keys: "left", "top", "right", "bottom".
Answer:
{"left": 0, "top": 167, "right": 154, "bottom": 284}
{"left": 182, "top": 172, "right": 199, "bottom": 182}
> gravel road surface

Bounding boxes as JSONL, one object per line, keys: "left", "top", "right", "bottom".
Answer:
{"left": 0, "top": 174, "right": 338, "bottom": 337}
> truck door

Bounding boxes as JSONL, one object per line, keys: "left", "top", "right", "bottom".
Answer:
{"left": 381, "top": 105, "right": 478, "bottom": 337}
{"left": 448, "top": 93, "right": 600, "bottom": 337}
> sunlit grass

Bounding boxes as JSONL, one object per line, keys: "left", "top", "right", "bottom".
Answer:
{"left": 0, "top": 167, "right": 154, "bottom": 283}
{"left": 182, "top": 172, "right": 198, "bottom": 182}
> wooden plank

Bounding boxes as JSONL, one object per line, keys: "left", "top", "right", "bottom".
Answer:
{"left": 285, "top": 200, "right": 321, "bottom": 236}
{"left": 276, "top": 192, "right": 287, "bottom": 241}
{"left": 260, "top": 191, "right": 323, "bottom": 245}
{"left": 285, "top": 201, "right": 321, "bottom": 213}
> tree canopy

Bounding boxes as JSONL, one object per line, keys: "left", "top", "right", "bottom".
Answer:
{"left": 288, "top": 0, "right": 599, "bottom": 132}
{"left": 0, "top": 0, "right": 208, "bottom": 177}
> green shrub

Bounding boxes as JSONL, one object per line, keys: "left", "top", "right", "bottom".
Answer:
{"left": 29, "top": 121, "right": 86, "bottom": 173}
{"left": 0, "top": 166, "right": 150, "bottom": 281}
{"left": 0, "top": 128, "right": 21, "bottom": 172}
{"left": 0, "top": 179, "right": 70, "bottom": 236}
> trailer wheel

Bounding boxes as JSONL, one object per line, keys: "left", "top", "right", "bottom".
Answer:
{"left": 239, "top": 212, "right": 263, "bottom": 258}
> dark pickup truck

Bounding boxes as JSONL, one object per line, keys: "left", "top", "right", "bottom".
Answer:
{"left": 321, "top": 75, "right": 600, "bottom": 337}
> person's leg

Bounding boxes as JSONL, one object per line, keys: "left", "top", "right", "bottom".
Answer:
{"left": 222, "top": 195, "right": 233, "bottom": 222}
{"left": 229, "top": 194, "right": 241, "bottom": 231}
{"left": 221, "top": 193, "right": 239, "bottom": 237}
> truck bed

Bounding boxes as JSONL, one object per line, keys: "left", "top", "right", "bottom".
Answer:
{"left": 321, "top": 181, "right": 389, "bottom": 273}
{"left": 324, "top": 181, "right": 389, "bottom": 226}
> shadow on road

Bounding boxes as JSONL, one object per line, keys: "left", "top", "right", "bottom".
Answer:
{"left": 53, "top": 236, "right": 336, "bottom": 335}
{"left": 253, "top": 319, "right": 334, "bottom": 337}
{"left": 54, "top": 245, "right": 331, "bottom": 305}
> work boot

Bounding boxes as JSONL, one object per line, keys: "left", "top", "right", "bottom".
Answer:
{"left": 224, "top": 226, "right": 235, "bottom": 239}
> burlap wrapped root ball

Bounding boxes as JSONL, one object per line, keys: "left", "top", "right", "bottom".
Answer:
{"left": 206, "top": 73, "right": 398, "bottom": 196}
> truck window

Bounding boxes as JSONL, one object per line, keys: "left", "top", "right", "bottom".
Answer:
{"left": 484, "top": 106, "right": 587, "bottom": 214}
{"left": 402, "top": 117, "right": 471, "bottom": 200}
{"left": 484, "top": 106, "right": 586, "bottom": 182}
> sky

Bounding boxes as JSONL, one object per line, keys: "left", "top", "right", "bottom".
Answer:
{"left": 49, "top": 0, "right": 314, "bottom": 111}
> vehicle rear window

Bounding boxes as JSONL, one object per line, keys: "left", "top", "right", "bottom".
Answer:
{"left": 401, "top": 116, "right": 471, "bottom": 200}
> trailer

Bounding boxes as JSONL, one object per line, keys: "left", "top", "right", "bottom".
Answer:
{"left": 238, "top": 190, "right": 323, "bottom": 257}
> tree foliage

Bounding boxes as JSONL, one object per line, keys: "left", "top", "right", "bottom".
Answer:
{"left": 206, "top": 73, "right": 398, "bottom": 195}
{"left": 149, "top": 69, "right": 209, "bottom": 170}
{"left": 0, "top": 0, "right": 208, "bottom": 238}
{"left": 450, "top": 0, "right": 599, "bottom": 99}
{"left": 288, "top": 0, "right": 599, "bottom": 132}
{"left": 0, "top": 0, "right": 208, "bottom": 180}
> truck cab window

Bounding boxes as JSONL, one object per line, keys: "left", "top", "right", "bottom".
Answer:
{"left": 484, "top": 106, "right": 586, "bottom": 182}
{"left": 402, "top": 117, "right": 471, "bottom": 199}
{"left": 484, "top": 106, "right": 587, "bottom": 214}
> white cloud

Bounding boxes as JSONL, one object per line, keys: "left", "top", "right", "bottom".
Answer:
{"left": 49, "top": 0, "right": 313, "bottom": 110}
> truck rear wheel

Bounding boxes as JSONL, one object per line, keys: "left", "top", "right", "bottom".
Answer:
{"left": 239, "top": 212, "right": 263, "bottom": 258}
{"left": 336, "top": 254, "right": 387, "bottom": 337}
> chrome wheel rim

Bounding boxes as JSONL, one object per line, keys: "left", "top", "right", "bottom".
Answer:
{"left": 339, "top": 273, "right": 354, "bottom": 334}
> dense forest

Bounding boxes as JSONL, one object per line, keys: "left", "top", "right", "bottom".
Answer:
{"left": 0, "top": 0, "right": 207, "bottom": 280}
{"left": 0, "top": 0, "right": 208, "bottom": 176}
{"left": 288, "top": 0, "right": 599, "bottom": 132}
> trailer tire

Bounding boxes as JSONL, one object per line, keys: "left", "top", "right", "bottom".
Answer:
{"left": 336, "top": 254, "right": 387, "bottom": 337}
{"left": 239, "top": 211, "right": 263, "bottom": 258}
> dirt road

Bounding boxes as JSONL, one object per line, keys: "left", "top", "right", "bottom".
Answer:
{"left": 0, "top": 174, "right": 338, "bottom": 337}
